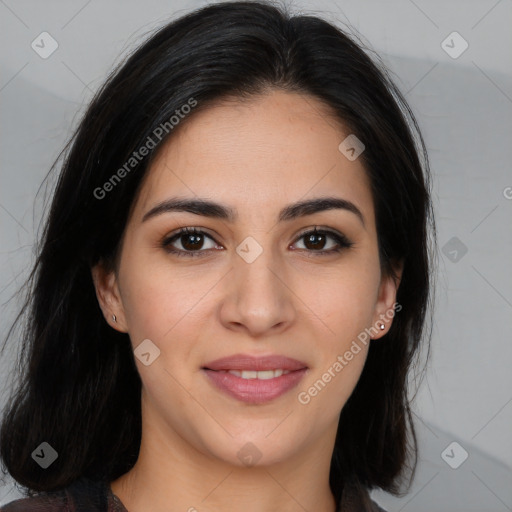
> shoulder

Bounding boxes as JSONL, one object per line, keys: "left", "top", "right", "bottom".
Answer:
{"left": 0, "top": 477, "right": 115, "bottom": 512}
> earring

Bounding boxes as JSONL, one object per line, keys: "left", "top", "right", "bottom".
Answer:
{"left": 112, "top": 314, "right": 117, "bottom": 323}
{"left": 379, "top": 323, "right": 385, "bottom": 330}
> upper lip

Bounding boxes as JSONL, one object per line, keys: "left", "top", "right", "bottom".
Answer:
{"left": 203, "top": 354, "right": 308, "bottom": 371}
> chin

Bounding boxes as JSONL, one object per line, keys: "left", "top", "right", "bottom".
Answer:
{"left": 200, "top": 431, "right": 302, "bottom": 469}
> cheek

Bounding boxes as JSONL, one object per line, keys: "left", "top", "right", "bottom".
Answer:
{"left": 297, "top": 340, "right": 369, "bottom": 422}
{"left": 116, "top": 256, "right": 176, "bottom": 344}
{"left": 117, "top": 252, "right": 224, "bottom": 358}
{"left": 120, "top": 275, "right": 169, "bottom": 339}
{"left": 302, "top": 264, "right": 380, "bottom": 339}
{"left": 295, "top": 257, "right": 378, "bottom": 404}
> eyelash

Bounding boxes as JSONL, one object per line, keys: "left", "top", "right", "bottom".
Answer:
{"left": 161, "top": 226, "right": 353, "bottom": 258}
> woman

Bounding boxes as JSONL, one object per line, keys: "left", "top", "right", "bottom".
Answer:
{"left": 0, "top": 1, "right": 435, "bottom": 511}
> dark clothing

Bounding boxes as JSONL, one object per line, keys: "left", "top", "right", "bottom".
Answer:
{"left": 0, "top": 478, "right": 126, "bottom": 512}
{"left": 0, "top": 477, "right": 387, "bottom": 511}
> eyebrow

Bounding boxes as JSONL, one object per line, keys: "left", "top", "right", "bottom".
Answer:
{"left": 142, "top": 196, "right": 365, "bottom": 227}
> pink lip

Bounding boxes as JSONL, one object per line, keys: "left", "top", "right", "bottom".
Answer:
{"left": 202, "top": 354, "right": 308, "bottom": 404}
{"left": 203, "top": 354, "right": 307, "bottom": 372}
{"left": 203, "top": 368, "right": 307, "bottom": 404}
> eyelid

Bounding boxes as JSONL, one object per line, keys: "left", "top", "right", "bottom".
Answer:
{"left": 295, "top": 225, "right": 345, "bottom": 240}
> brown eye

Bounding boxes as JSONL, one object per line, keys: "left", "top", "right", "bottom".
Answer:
{"left": 161, "top": 226, "right": 353, "bottom": 258}
{"left": 303, "top": 231, "right": 328, "bottom": 251}
{"left": 162, "top": 227, "right": 218, "bottom": 257}
{"left": 292, "top": 227, "right": 353, "bottom": 255}
{"left": 179, "top": 231, "right": 205, "bottom": 251}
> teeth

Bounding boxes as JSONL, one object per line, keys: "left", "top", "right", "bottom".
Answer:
{"left": 225, "top": 369, "right": 291, "bottom": 379}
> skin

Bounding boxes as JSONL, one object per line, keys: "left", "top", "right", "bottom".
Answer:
{"left": 92, "top": 89, "right": 402, "bottom": 512}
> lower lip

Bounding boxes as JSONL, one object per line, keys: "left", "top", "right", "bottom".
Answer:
{"left": 202, "top": 368, "right": 307, "bottom": 404}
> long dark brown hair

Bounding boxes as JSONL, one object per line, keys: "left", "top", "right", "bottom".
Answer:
{"left": 0, "top": 1, "right": 436, "bottom": 507}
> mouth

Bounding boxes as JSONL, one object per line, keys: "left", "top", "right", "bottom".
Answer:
{"left": 214, "top": 369, "right": 293, "bottom": 379}
{"left": 202, "top": 354, "right": 308, "bottom": 404}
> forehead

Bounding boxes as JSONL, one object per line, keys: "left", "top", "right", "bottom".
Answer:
{"left": 133, "top": 90, "right": 374, "bottom": 224}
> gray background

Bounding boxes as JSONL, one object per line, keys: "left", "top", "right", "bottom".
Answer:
{"left": 1, "top": 0, "right": 511, "bottom": 510}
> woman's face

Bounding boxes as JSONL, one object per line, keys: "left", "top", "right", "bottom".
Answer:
{"left": 93, "top": 89, "right": 400, "bottom": 469}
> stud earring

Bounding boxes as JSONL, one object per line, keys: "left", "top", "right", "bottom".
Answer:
{"left": 112, "top": 314, "right": 117, "bottom": 323}
{"left": 379, "top": 323, "right": 385, "bottom": 330}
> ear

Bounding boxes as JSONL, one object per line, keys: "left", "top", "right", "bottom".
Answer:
{"left": 370, "top": 259, "right": 403, "bottom": 340}
{"left": 91, "top": 262, "right": 128, "bottom": 332}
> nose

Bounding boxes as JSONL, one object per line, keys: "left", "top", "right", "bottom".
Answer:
{"left": 219, "top": 243, "right": 296, "bottom": 338}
